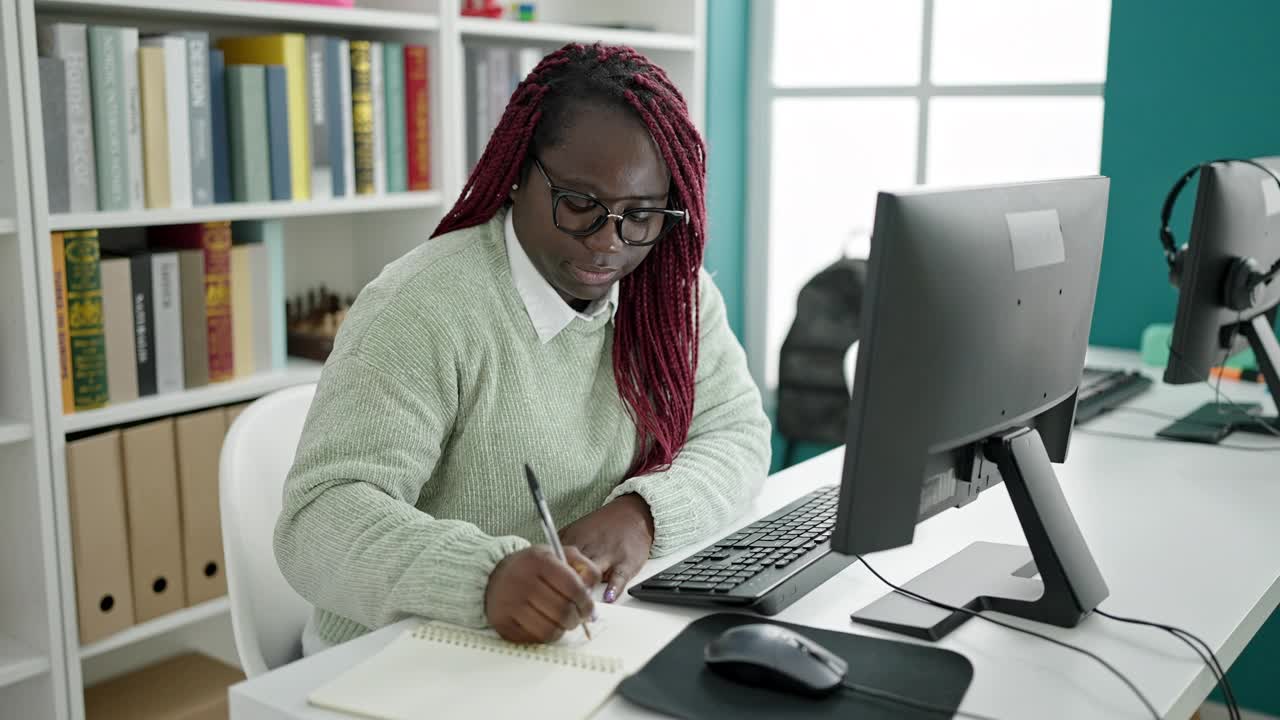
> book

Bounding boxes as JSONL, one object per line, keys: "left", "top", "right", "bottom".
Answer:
{"left": 137, "top": 45, "right": 171, "bottom": 208}
{"left": 405, "top": 45, "right": 430, "bottom": 190}
{"left": 225, "top": 64, "right": 271, "bottom": 203}
{"left": 87, "top": 26, "right": 132, "bottom": 211}
{"left": 324, "top": 38, "right": 347, "bottom": 197}
{"left": 141, "top": 36, "right": 192, "bottom": 209}
{"left": 382, "top": 42, "right": 406, "bottom": 193}
{"left": 182, "top": 32, "right": 215, "bottom": 206}
{"left": 150, "top": 222, "right": 234, "bottom": 383}
{"left": 122, "top": 29, "right": 145, "bottom": 210}
{"left": 209, "top": 49, "right": 232, "bottom": 204}
{"left": 64, "top": 229, "right": 108, "bottom": 410}
{"left": 339, "top": 39, "right": 355, "bottom": 197}
{"left": 101, "top": 257, "right": 140, "bottom": 403}
{"left": 175, "top": 249, "right": 208, "bottom": 388}
{"left": 308, "top": 603, "right": 685, "bottom": 720}
{"left": 38, "top": 57, "right": 70, "bottom": 214}
{"left": 350, "top": 41, "right": 374, "bottom": 195}
{"left": 265, "top": 65, "right": 293, "bottom": 201}
{"left": 217, "top": 34, "right": 311, "bottom": 200}
{"left": 370, "top": 42, "right": 387, "bottom": 196}
{"left": 38, "top": 23, "right": 98, "bottom": 213}
{"left": 230, "top": 245, "right": 255, "bottom": 378}
{"left": 465, "top": 45, "right": 486, "bottom": 169}
{"left": 50, "top": 233, "right": 75, "bottom": 414}
{"left": 128, "top": 254, "right": 157, "bottom": 397}
{"left": 232, "top": 220, "right": 286, "bottom": 371}
{"left": 307, "top": 36, "right": 332, "bottom": 200}
{"left": 151, "top": 252, "right": 185, "bottom": 394}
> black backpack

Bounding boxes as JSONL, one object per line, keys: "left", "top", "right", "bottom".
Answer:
{"left": 775, "top": 257, "right": 868, "bottom": 464}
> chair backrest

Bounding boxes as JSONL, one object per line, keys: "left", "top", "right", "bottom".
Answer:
{"left": 219, "top": 383, "right": 317, "bottom": 677}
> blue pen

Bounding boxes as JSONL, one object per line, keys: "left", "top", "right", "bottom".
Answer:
{"left": 524, "top": 463, "right": 593, "bottom": 640}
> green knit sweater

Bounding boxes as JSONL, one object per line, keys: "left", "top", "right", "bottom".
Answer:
{"left": 275, "top": 212, "right": 771, "bottom": 647}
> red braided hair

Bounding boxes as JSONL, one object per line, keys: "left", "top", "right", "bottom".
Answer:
{"left": 432, "top": 43, "right": 706, "bottom": 479}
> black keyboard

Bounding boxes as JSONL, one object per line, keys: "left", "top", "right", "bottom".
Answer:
{"left": 1075, "top": 366, "right": 1153, "bottom": 424}
{"left": 629, "top": 485, "right": 857, "bottom": 615}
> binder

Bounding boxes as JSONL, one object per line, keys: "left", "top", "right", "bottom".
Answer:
{"left": 175, "top": 407, "right": 229, "bottom": 604}
{"left": 66, "top": 431, "right": 136, "bottom": 644}
{"left": 224, "top": 401, "right": 252, "bottom": 429}
{"left": 120, "top": 418, "right": 188, "bottom": 621}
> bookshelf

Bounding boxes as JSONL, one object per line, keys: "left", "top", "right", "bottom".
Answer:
{"left": 7, "top": 0, "right": 705, "bottom": 718}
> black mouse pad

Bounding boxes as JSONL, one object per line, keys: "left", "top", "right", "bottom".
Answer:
{"left": 617, "top": 613, "right": 975, "bottom": 720}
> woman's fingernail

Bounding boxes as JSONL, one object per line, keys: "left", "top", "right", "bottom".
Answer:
{"left": 604, "top": 587, "right": 617, "bottom": 603}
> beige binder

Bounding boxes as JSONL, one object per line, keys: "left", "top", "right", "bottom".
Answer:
{"left": 175, "top": 407, "right": 229, "bottom": 604}
{"left": 85, "top": 652, "right": 245, "bottom": 720}
{"left": 224, "top": 401, "right": 252, "bottom": 429}
{"left": 66, "top": 431, "right": 136, "bottom": 644}
{"left": 120, "top": 418, "right": 188, "bottom": 621}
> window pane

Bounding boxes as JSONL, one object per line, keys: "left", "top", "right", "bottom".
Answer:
{"left": 931, "top": 0, "right": 1111, "bottom": 85}
{"left": 772, "top": 0, "right": 923, "bottom": 87}
{"left": 925, "top": 97, "right": 1104, "bottom": 187}
{"left": 766, "top": 98, "right": 918, "bottom": 386}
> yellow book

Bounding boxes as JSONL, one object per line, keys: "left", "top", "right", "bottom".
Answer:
{"left": 229, "top": 245, "right": 255, "bottom": 378}
{"left": 138, "top": 46, "right": 171, "bottom": 209}
{"left": 216, "top": 34, "right": 310, "bottom": 200}
{"left": 50, "top": 233, "right": 75, "bottom": 414}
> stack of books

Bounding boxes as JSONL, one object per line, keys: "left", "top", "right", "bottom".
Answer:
{"left": 36, "top": 26, "right": 432, "bottom": 214}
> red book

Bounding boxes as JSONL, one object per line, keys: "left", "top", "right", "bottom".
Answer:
{"left": 149, "top": 222, "right": 235, "bottom": 382}
{"left": 405, "top": 45, "right": 430, "bottom": 191}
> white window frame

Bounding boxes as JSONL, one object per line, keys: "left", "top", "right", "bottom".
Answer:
{"left": 744, "top": 0, "right": 1106, "bottom": 390}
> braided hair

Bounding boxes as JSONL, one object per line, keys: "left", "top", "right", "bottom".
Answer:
{"left": 433, "top": 43, "right": 706, "bottom": 479}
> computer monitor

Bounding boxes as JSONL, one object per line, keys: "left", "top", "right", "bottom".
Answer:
{"left": 832, "top": 176, "right": 1111, "bottom": 641}
{"left": 1162, "top": 158, "right": 1280, "bottom": 442}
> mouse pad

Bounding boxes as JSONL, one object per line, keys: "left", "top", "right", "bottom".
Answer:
{"left": 618, "top": 613, "right": 974, "bottom": 720}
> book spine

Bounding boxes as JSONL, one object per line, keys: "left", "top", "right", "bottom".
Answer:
{"left": 265, "top": 65, "right": 293, "bottom": 201}
{"left": 283, "top": 34, "right": 311, "bottom": 200}
{"left": 339, "top": 40, "right": 354, "bottom": 197}
{"left": 230, "top": 245, "right": 255, "bottom": 378}
{"left": 246, "top": 243, "right": 272, "bottom": 373}
{"left": 50, "top": 233, "right": 75, "bottom": 414}
{"left": 88, "top": 26, "right": 129, "bottom": 211}
{"left": 40, "top": 24, "right": 98, "bottom": 213}
{"left": 209, "top": 49, "right": 232, "bottom": 203}
{"left": 138, "top": 45, "right": 171, "bottom": 209}
{"left": 129, "top": 254, "right": 157, "bottom": 396}
{"left": 64, "top": 230, "right": 108, "bottom": 409}
{"left": 370, "top": 42, "right": 386, "bottom": 196}
{"left": 201, "top": 222, "right": 234, "bottom": 382}
{"left": 176, "top": 250, "right": 209, "bottom": 388}
{"left": 350, "top": 41, "right": 374, "bottom": 195}
{"left": 101, "top": 258, "right": 139, "bottom": 403}
{"left": 383, "top": 42, "right": 406, "bottom": 193}
{"left": 153, "top": 37, "right": 192, "bottom": 208}
{"left": 121, "top": 28, "right": 144, "bottom": 210}
{"left": 324, "top": 38, "right": 346, "bottom": 197}
{"left": 39, "top": 57, "right": 71, "bottom": 214}
{"left": 307, "top": 36, "right": 332, "bottom": 200}
{"left": 226, "top": 65, "right": 271, "bottom": 202}
{"left": 472, "top": 47, "right": 488, "bottom": 171}
{"left": 182, "top": 32, "right": 214, "bottom": 206}
{"left": 231, "top": 220, "right": 286, "bottom": 370}
{"left": 405, "top": 45, "right": 429, "bottom": 190}
{"left": 150, "top": 252, "right": 185, "bottom": 393}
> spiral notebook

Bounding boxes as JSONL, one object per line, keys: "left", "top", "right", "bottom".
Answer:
{"left": 308, "top": 603, "right": 687, "bottom": 720}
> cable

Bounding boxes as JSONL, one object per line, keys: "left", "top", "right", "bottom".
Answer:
{"left": 1095, "top": 609, "right": 1240, "bottom": 720}
{"left": 840, "top": 680, "right": 1001, "bottom": 720}
{"left": 855, "top": 556, "right": 1161, "bottom": 720}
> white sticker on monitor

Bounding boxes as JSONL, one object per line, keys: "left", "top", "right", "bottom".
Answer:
{"left": 1006, "top": 209, "right": 1066, "bottom": 272}
{"left": 1262, "top": 177, "right": 1280, "bottom": 216}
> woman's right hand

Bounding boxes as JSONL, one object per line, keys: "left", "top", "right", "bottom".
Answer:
{"left": 485, "top": 545, "right": 600, "bottom": 643}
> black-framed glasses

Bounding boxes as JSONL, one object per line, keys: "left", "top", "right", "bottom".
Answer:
{"left": 532, "top": 157, "right": 687, "bottom": 247}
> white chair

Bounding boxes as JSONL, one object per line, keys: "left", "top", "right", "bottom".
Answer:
{"left": 219, "top": 383, "right": 317, "bottom": 677}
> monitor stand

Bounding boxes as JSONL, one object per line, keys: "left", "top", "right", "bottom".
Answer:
{"left": 1157, "top": 313, "right": 1280, "bottom": 443}
{"left": 850, "top": 427, "right": 1109, "bottom": 641}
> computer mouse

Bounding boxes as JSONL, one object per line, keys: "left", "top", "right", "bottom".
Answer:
{"left": 704, "top": 623, "right": 849, "bottom": 698}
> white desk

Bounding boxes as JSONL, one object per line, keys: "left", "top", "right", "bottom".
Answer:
{"left": 230, "top": 348, "right": 1280, "bottom": 720}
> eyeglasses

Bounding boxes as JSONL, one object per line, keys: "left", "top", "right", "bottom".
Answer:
{"left": 532, "top": 157, "right": 687, "bottom": 247}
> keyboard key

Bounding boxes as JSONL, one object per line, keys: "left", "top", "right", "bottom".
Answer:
{"left": 714, "top": 582, "right": 738, "bottom": 592}
{"left": 680, "top": 581, "right": 717, "bottom": 591}
{"left": 786, "top": 537, "right": 810, "bottom": 547}
{"left": 733, "top": 533, "right": 766, "bottom": 547}
{"left": 752, "top": 540, "right": 789, "bottom": 548}
{"left": 774, "top": 560, "right": 792, "bottom": 568}
{"left": 644, "top": 580, "right": 681, "bottom": 589}
{"left": 654, "top": 573, "right": 681, "bottom": 581}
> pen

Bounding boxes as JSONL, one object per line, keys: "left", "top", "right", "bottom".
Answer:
{"left": 524, "top": 463, "right": 593, "bottom": 641}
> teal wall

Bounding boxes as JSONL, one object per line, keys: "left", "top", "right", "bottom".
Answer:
{"left": 703, "top": 0, "right": 750, "bottom": 338}
{"left": 1094, "top": 1, "right": 1280, "bottom": 348}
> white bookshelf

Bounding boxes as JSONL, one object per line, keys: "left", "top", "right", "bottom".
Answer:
{"left": 8, "top": 1, "right": 705, "bottom": 718}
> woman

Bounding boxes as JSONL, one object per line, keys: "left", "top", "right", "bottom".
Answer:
{"left": 276, "top": 43, "right": 770, "bottom": 652}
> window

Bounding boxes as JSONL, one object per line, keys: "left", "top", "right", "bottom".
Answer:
{"left": 746, "top": 0, "right": 1111, "bottom": 388}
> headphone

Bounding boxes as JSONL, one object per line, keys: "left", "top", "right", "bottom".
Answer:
{"left": 1161, "top": 158, "right": 1280, "bottom": 311}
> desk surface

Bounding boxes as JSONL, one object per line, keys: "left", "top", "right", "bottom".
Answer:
{"left": 230, "top": 348, "right": 1280, "bottom": 720}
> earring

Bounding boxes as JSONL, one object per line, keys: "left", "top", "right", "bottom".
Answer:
{"left": 512, "top": 184, "right": 519, "bottom": 191}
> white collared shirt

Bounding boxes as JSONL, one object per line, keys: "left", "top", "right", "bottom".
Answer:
{"left": 505, "top": 211, "right": 620, "bottom": 344}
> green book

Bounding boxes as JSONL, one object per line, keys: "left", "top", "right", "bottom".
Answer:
{"left": 64, "top": 230, "right": 109, "bottom": 410}
{"left": 226, "top": 65, "right": 271, "bottom": 203}
{"left": 88, "top": 26, "right": 131, "bottom": 211}
{"left": 383, "top": 42, "right": 406, "bottom": 193}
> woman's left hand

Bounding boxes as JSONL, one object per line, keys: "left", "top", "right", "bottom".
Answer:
{"left": 558, "top": 494, "right": 655, "bottom": 603}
